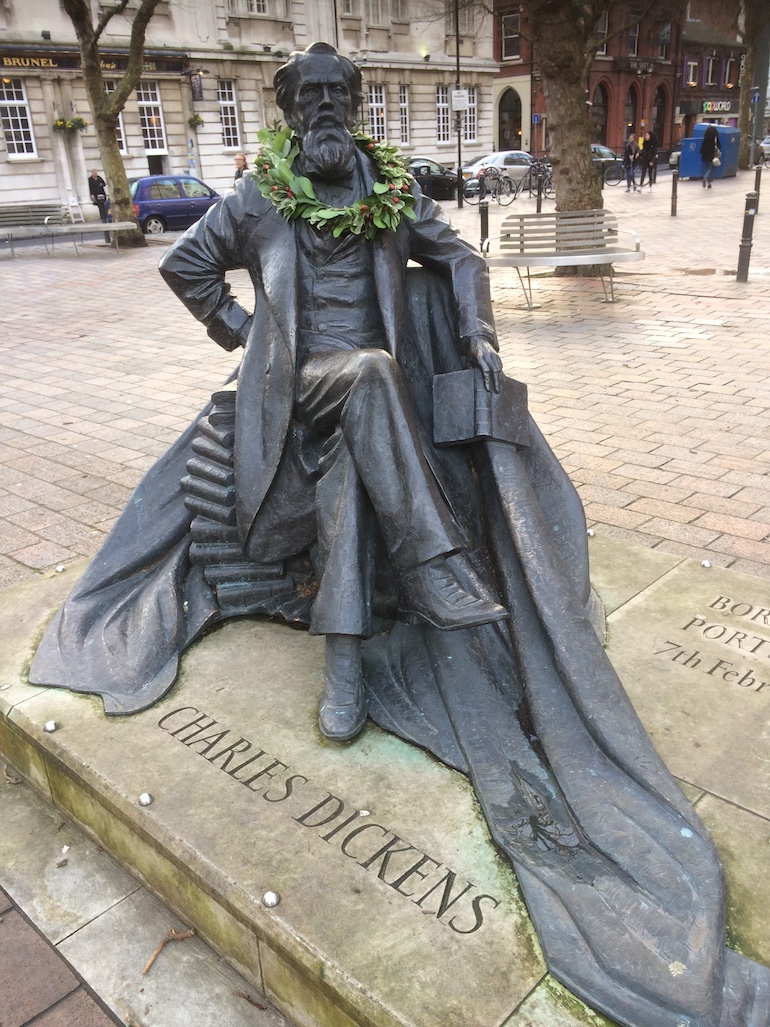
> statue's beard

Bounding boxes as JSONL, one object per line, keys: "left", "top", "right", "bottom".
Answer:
{"left": 301, "top": 124, "right": 357, "bottom": 180}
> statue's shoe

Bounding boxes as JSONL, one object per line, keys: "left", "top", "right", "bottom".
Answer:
{"left": 399, "top": 558, "right": 509, "bottom": 631}
{"left": 318, "top": 637, "right": 367, "bottom": 742}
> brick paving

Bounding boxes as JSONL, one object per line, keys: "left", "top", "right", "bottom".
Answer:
{"left": 0, "top": 168, "right": 768, "bottom": 597}
{"left": 0, "top": 887, "right": 121, "bottom": 1027}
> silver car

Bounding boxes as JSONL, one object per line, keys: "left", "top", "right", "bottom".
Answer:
{"left": 462, "top": 150, "right": 535, "bottom": 188}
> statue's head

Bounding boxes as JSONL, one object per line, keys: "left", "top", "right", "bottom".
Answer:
{"left": 274, "top": 43, "right": 363, "bottom": 179}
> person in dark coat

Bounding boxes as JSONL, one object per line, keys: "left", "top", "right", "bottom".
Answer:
{"left": 88, "top": 169, "right": 109, "bottom": 242}
{"left": 700, "top": 123, "right": 720, "bottom": 187}
{"left": 638, "top": 131, "right": 657, "bottom": 189}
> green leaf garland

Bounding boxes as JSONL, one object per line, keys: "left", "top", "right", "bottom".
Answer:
{"left": 249, "top": 125, "right": 418, "bottom": 240}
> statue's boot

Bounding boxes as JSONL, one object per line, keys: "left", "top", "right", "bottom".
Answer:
{"left": 318, "top": 634, "right": 367, "bottom": 741}
{"left": 398, "top": 557, "right": 509, "bottom": 630}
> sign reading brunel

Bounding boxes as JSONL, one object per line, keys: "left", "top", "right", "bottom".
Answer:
{"left": 158, "top": 706, "right": 502, "bottom": 935}
{"left": 0, "top": 47, "right": 186, "bottom": 73}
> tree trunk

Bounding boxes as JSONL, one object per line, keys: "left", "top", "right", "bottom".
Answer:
{"left": 61, "top": 0, "right": 159, "bottom": 248}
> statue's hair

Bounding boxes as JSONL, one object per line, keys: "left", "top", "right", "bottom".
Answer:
{"left": 274, "top": 42, "right": 363, "bottom": 127}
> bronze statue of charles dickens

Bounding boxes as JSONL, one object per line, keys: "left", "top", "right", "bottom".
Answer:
{"left": 30, "top": 42, "right": 770, "bottom": 1027}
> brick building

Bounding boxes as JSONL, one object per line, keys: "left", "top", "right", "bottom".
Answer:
{"left": 491, "top": 1, "right": 745, "bottom": 160}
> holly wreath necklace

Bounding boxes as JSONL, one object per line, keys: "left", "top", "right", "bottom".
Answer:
{"left": 250, "top": 124, "right": 417, "bottom": 240}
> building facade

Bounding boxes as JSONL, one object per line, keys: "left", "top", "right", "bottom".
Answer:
{"left": 0, "top": 0, "right": 496, "bottom": 209}
{"left": 491, "top": 1, "right": 746, "bottom": 160}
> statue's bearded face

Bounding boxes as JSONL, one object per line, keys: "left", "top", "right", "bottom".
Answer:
{"left": 289, "top": 56, "right": 358, "bottom": 180}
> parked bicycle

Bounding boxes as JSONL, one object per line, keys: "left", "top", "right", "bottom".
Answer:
{"left": 514, "top": 159, "right": 555, "bottom": 199}
{"left": 462, "top": 165, "right": 515, "bottom": 205}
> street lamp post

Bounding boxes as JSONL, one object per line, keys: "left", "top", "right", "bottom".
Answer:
{"left": 455, "top": 0, "right": 463, "bottom": 208}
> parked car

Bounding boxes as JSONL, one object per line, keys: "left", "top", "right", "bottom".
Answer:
{"left": 760, "top": 136, "right": 770, "bottom": 156}
{"left": 124, "top": 174, "right": 221, "bottom": 234}
{"left": 591, "top": 144, "right": 624, "bottom": 178}
{"left": 407, "top": 157, "right": 457, "bottom": 200}
{"left": 462, "top": 150, "right": 535, "bottom": 188}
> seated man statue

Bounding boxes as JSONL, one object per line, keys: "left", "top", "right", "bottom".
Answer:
{"left": 159, "top": 42, "right": 507, "bottom": 742}
{"left": 29, "top": 42, "right": 770, "bottom": 1027}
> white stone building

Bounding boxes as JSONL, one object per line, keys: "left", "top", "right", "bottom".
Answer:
{"left": 0, "top": 0, "right": 496, "bottom": 209}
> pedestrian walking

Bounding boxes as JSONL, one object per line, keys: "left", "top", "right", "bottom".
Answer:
{"left": 623, "top": 134, "right": 639, "bottom": 192}
{"left": 699, "top": 124, "right": 720, "bottom": 189}
{"left": 639, "top": 131, "right": 656, "bottom": 189}
{"left": 88, "top": 169, "right": 110, "bottom": 242}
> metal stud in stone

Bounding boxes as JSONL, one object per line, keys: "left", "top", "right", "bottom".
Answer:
{"left": 262, "top": 891, "right": 281, "bottom": 908}
{"left": 587, "top": 529, "right": 595, "bottom": 537}
{"left": 138, "top": 792, "right": 153, "bottom": 806}
{"left": 44, "top": 721, "right": 57, "bottom": 733}
{"left": 701, "top": 560, "right": 711, "bottom": 568}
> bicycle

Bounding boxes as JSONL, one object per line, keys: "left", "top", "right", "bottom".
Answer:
{"left": 603, "top": 162, "right": 625, "bottom": 186}
{"left": 462, "top": 165, "right": 515, "bottom": 206}
{"left": 514, "top": 159, "right": 555, "bottom": 200}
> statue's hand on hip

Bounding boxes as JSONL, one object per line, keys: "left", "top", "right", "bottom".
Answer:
{"left": 466, "top": 335, "right": 502, "bottom": 394}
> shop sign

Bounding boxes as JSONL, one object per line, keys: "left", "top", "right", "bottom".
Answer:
{"left": 702, "top": 99, "right": 735, "bottom": 114}
{"left": 0, "top": 47, "right": 186, "bottom": 74}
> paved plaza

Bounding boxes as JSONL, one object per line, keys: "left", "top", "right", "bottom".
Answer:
{"left": 1, "top": 168, "right": 770, "bottom": 1027}
{"left": 1, "top": 168, "right": 769, "bottom": 591}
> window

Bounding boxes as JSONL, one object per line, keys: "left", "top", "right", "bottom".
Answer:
{"left": 501, "top": 14, "right": 520, "bottom": 60}
{"left": 436, "top": 85, "right": 450, "bottom": 143}
{"left": 366, "top": 0, "right": 384, "bottom": 25}
{"left": 180, "top": 179, "right": 213, "bottom": 198}
{"left": 367, "top": 84, "right": 386, "bottom": 141}
{"left": 398, "top": 85, "right": 410, "bottom": 145}
{"left": 457, "top": 4, "right": 473, "bottom": 35}
{"left": 595, "top": 11, "right": 609, "bottom": 56}
{"left": 686, "top": 60, "right": 698, "bottom": 86}
{"left": 0, "top": 78, "right": 36, "bottom": 157}
{"left": 463, "top": 86, "right": 477, "bottom": 143}
{"left": 341, "top": 0, "right": 356, "bottom": 13}
{"left": 392, "top": 0, "right": 405, "bottom": 18}
{"left": 706, "top": 55, "right": 719, "bottom": 87}
{"left": 629, "top": 21, "right": 639, "bottom": 57}
{"left": 217, "top": 79, "right": 241, "bottom": 149}
{"left": 104, "top": 80, "right": 127, "bottom": 154}
{"left": 724, "top": 57, "right": 735, "bottom": 88}
{"left": 136, "top": 80, "right": 167, "bottom": 153}
{"left": 658, "top": 21, "right": 671, "bottom": 60}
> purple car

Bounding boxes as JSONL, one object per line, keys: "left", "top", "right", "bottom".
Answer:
{"left": 127, "top": 174, "right": 221, "bottom": 235}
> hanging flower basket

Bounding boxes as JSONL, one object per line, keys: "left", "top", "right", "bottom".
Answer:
{"left": 187, "top": 113, "right": 204, "bottom": 128}
{"left": 52, "top": 116, "right": 88, "bottom": 133}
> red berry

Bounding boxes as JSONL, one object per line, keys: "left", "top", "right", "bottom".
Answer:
{"left": 389, "top": 183, "right": 395, "bottom": 189}
{"left": 368, "top": 143, "right": 375, "bottom": 149}
{"left": 360, "top": 204, "right": 368, "bottom": 211}
{"left": 271, "top": 185, "right": 278, "bottom": 191}
{"left": 263, "top": 164, "right": 269, "bottom": 170}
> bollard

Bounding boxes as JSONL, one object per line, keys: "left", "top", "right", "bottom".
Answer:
{"left": 671, "top": 169, "right": 678, "bottom": 217}
{"left": 479, "top": 200, "right": 489, "bottom": 253}
{"left": 754, "top": 166, "right": 762, "bottom": 216}
{"left": 536, "top": 176, "right": 543, "bottom": 213}
{"left": 736, "top": 190, "right": 758, "bottom": 283}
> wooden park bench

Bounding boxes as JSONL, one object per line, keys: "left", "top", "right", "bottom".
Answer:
{"left": 483, "top": 208, "right": 644, "bottom": 308}
{"left": 0, "top": 202, "right": 139, "bottom": 257}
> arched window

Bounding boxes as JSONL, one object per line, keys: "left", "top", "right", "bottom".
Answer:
{"left": 591, "top": 83, "right": 609, "bottom": 145}
{"left": 498, "top": 88, "right": 522, "bottom": 151}
{"left": 652, "top": 84, "right": 667, "bottom": 147}
{"left": 624, "top": 85, "right": 639, "bottom": 138}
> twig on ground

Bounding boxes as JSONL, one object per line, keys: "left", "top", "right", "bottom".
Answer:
{"left": 233, "top": 990, "right": 267, "bottom": 1010}
{"left": 142, "top": 927, "right": 195, "bottom": 975}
